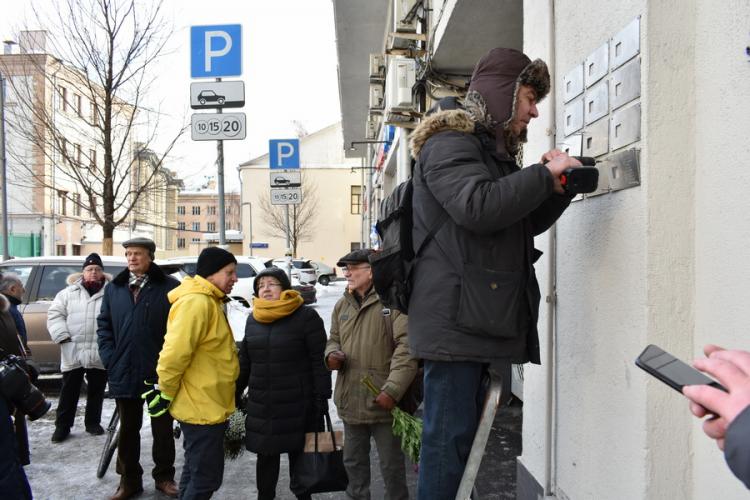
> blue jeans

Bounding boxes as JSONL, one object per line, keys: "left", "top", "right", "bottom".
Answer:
{"left": 417, "top": 360, "right": 486, "bottom": 500}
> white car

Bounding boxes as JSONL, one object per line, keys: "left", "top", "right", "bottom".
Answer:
{"left": 166, "top": 255, "right": 317, "bottom": 305}
{"left": 310, "top": 260, "right": 337, "bottom": 286}
{"left": 269, "top": 258, "right": 318, "bottom": 285}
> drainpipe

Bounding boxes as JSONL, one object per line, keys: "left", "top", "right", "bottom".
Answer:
{"left": 544, "top": 0, "right": 558, "bottom": 496}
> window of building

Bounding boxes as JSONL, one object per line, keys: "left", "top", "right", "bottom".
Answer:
{"left": 57, "top": 190, "right": 67, "bottom": 216}
{"left": 225, "top": 221, "right": 230, "bottom": 230}
{"left": 75, "top": 144, "right": 82, "bottom": 165}
{"left": 192, "top": 222, "right": 200, "bottom": 232}
{"left": 351, "top": 186, "right": 362, "bottom": 214}
{"left": 90, "top": 101, "right": 97, "bottom": 123}
{"left": 207, "top": 222, "right": 215, "bottom": 232}
{"left": 350, "top": 242, "right": 361, "bottom": 251}
{"left": 72, "top": 193, "right": 81, "bottom": 216}
{"left": 207, "top": 206, "right": 216, "bottom": 216}
{"left": 177, "top": 238, "right": 185, "bottom": 249}
{"left": 74, "top": 94, "right": 82, "bottom": 117}
{"left": 177, "top": 222, "right": 185, "bottom": 231}
{"left": 192, "top": 206, "right": 201, "bottom": 215}
{"left": 90, "top": 196, "right": 97, "bottom": 217}
{"left": 59, "top": 86, "right": 68, "bottom": 112}
{"left": 56, "top": 245, "right": 66, "bottom": 256}
{"left": 89, "top": 149, "right": 96, "bottom": 170}
{"left": 72, "top": 245, "right": 81, "bottom": 256}
{"left": 177, "top": 206, "right": 185, "bottom": 215}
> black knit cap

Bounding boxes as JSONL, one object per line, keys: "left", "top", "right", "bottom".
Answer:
{"left": 253, "top": 266, "right": 292, "bottom": 297}
{"left": 336, "top": 248, "right": 375, "bottom": 267}
{"left": 196, "top": 247, "right": 237, "bottom": 278}
{"left": 82, "top": 252, "right": 103, "bottom": 269}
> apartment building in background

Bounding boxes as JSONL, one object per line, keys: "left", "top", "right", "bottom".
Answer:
{"left": 173, "top": 182, "right": 242, "bottom": 257}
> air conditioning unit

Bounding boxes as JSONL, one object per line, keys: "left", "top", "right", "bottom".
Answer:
{"left": 369, "top": 83, "right": 385, "bottom": 110}
{"left": 365, "top": 113, "right": 382, "bottom": 140}
{"left": 369, "top": 53, "right": 385, "bottom": 80}
{"left": 393, "top": 0, "right": 418, "bottom": 33}
{"left": 385, "top": 57, "right": 416, "bottom": 111}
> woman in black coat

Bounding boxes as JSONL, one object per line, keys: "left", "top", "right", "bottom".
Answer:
{"left": 235, "top": 267, "right": 331, "bottom": 500}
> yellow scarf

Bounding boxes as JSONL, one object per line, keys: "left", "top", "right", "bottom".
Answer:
{"left": 252, "top": 289, "right": 304, "bottom": 323}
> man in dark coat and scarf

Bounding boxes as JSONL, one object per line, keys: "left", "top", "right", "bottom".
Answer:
{"left": 407, "top": 47, "right": 582, "bottom": 499}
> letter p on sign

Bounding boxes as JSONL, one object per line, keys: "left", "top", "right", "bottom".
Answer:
{"left": 269, "top": 139, "right": 300, "bottom": 169}
{"left": 191, "top": 25, "right": 242, "bottom": 78}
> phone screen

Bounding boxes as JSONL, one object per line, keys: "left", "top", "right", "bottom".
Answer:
{"left": 635, "top": 344, "right": 727, "bottom": 393}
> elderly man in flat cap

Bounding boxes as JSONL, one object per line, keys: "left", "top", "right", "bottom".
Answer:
{"left": 325, "top": 249, "right": 417, "bottom": 500}
{"left": 97, "top": 237, "right": 180, "bottom": 500}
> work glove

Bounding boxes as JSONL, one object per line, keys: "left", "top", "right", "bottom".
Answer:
{"left": 141, "top": 380, "right": 173, "bottom": 417}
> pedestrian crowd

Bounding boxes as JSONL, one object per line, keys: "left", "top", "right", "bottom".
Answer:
{"left": 2, "top": 44, "right": 750, "bottom": 500}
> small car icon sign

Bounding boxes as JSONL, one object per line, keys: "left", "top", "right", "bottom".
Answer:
{"left": 273, "top": 176, "right": 291, "bottom": 186}
{"left": 198, "top": 90, "right": 226, "bottom": 106}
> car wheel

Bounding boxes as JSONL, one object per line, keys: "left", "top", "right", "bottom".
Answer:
{"left": 199, "top": 98, "right": 206, "bottom": 104}
{"left": 318, "top": 275, "right": 330, "bottom": 286}
{"left": 218, "top": 97, "right": 225, "bottom": 105}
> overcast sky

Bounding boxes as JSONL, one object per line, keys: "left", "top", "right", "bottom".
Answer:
{"left": 0, "top": 0, "right": 342, "bottom": 191}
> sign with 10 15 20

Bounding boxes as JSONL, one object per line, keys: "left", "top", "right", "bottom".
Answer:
{"left": 270, "top": 187, "right": 301, "bottom": 205}
{"left": 191, "top": 112, "right": 246, "bottom": 141}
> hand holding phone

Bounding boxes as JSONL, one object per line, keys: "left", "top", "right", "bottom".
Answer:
{"left": 680, "top": 347, "right": 750, "bottom": 450}
{"left": 635, "top": 344, "right": 727, "bottom": 393}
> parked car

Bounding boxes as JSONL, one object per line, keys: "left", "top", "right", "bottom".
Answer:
{"left": 269, "top": 258, "right": 318, "bottom": 285}
{"left": 167, "top": 255, "right": 316, "bottom": 305}
{"left": 0, "top": 256, "right": 132, "bottom": 373}
{"left": 310, "top": 260, "right": 337, "bottom": 286}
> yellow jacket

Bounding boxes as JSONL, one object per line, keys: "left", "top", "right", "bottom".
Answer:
{"left": 157, "top": 276, "right": 239, "bottom": 424}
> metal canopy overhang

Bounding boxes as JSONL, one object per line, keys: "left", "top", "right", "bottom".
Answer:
{"left": 430, "top": 0, "right": 524, "bottom": 74}
{"left": 333, "top": 0, "right": 389, "bottom": 158}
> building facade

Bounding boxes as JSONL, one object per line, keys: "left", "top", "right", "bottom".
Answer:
{"left": 238, "top": 122, "right": 362, "bottom": 267}
{"left": 334, "top": 1, "right": 750, "bottom": 499}
{"left": 173, "top": 186, "right": 242, "bottom": 257}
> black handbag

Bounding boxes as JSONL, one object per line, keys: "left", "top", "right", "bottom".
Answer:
{"left": 289, "top": 410, "right": 348, "bottom": 495}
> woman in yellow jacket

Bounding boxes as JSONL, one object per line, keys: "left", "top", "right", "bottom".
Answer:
{"left": 149, "top": 247, "right": 240, "bottom": 499}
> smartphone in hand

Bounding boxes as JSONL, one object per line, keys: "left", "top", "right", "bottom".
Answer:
{"left": 635, "top": 344, "right": 727, "bottom": 393}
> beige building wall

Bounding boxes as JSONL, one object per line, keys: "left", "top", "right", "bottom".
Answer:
{"left": 238, "top": 122, "right": 362, "bottom": 268}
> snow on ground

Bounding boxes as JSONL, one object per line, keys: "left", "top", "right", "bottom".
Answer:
{"left": 23, "top": 281, "right": 355, "bottom": 499}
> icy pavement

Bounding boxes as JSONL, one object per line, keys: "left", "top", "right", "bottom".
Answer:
{"left": 22, "top": 280, "right": 521, "bottom": 499}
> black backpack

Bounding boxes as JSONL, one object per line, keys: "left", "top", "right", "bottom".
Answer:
{"left": 368, "top": 179, "right": 447, "bottom": 314}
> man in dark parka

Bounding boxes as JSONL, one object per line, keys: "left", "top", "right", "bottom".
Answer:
{"left": 408, "top": 47, "right": 582, "bottom": 499}
{"left": 97, "top": 237, "right": 180, "bottom": 500}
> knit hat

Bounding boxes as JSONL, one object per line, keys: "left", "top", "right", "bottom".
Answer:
{"left": 196, "top": 247, "right": 237, "bottom": 278}
{"left": 336, "top": 248, "right": 375, "bottom": 267}
{"left": 253, "top": 267, "right": 292, "bottom": 297}
{"left": 82, "top": 252, "right": 103, "bottom": 269}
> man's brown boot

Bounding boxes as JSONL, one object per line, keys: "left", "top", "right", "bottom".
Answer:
{"left": 155, "top": 479, "right": 179, "bottom": 498}
{"left": 109, "top": 482, "right": 143, "bottom": 500}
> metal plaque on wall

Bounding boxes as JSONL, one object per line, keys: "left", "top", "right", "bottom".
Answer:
{"left": 585, "top": 42, "right": 609, "bottom": 88}
{"left": 611, "top": 58, "right": 641, "bottom": 110}
{"left": 563, "top": 97, "right": 584, "bottom": 136}
{"left": 610, "top": 103, "right": 641, "bottom": 151}
{"left": 583, "top": 117, "right": 609, "bottom": 158}
{"left": 585, "top": 80, "right": 609, "bottom": 125}
{"left": 611, "top": 17, "right": 640, "bottom": 69}
{"left": 563, "top": 64, "right": 584, "bottom": 103}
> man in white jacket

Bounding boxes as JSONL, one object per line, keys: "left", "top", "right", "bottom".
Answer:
{"left": 47, "top": 253, "right": 109, "bottom": 442}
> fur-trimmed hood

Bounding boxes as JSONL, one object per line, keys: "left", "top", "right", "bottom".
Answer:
{"left": 409, "top": 108, "right": 475, "bottom": 158}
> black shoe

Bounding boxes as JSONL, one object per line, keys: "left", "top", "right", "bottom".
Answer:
{"left": 86, "top": 424, "right": 105, "bottom": 435}
{"left": 51, "top": 427, "right": 70, "bottom": 443}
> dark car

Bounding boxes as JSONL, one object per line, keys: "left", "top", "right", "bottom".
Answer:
{"left": 197, "top": 90, "right": 226, "bottom": 105}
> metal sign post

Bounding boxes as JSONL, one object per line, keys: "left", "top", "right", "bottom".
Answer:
{"left": 190, "top": 24, "right": 245, "bottom": 250}
{"left": 269, "top": 139, "right": 301, "bottom": 277}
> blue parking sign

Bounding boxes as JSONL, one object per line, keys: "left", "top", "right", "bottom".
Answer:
{"left": 269, "top": 139, "right": 300, "bottom": 169}
{"left": 191, "top": 25, "right": 242, "bottom": 78}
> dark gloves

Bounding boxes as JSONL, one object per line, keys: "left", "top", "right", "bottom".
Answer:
{"left": 141, "top": 380, "right": 173, "bottom": 417}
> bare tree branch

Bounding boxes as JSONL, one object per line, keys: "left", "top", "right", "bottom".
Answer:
{"left": 1, "top": 0, "right": 184, "bottom": 254}
{"left": 258, "top": 175, "right": 319, "bottom": 257}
